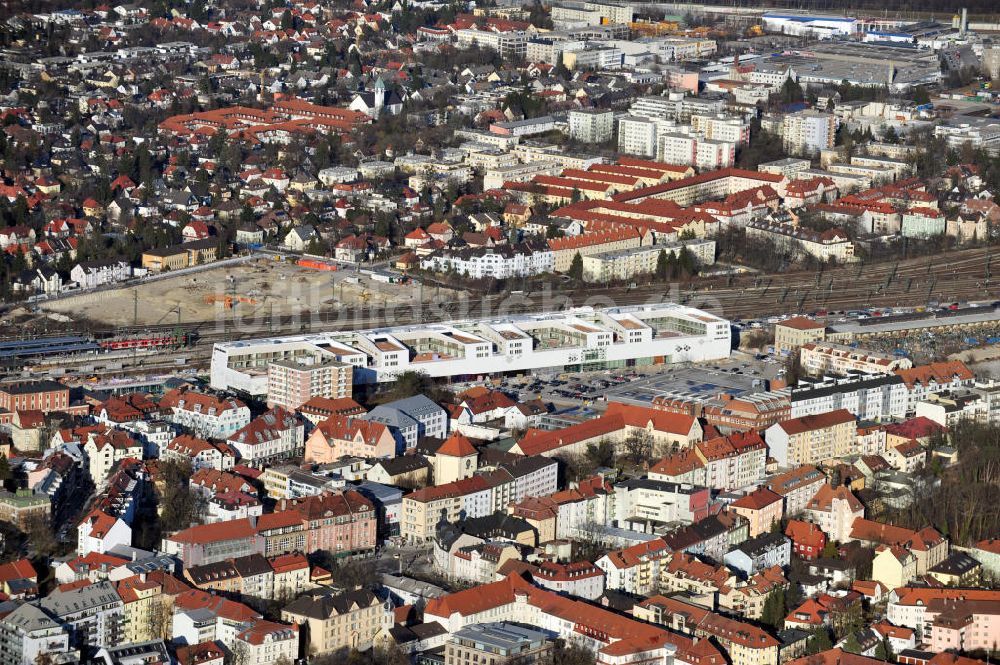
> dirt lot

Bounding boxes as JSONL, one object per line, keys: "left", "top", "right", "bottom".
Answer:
{"left": 40, "top": 258, "right": 447, "bottom": 327}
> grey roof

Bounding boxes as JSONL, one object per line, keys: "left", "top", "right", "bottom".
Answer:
{"left": 370, "top": 455, "right": 430, "bottom": 476}
{"left": 790, "top": 373, "right": 903, "bottom": 402}
{"left": 39, "top": 580, "right": 121, "bottom": 618}
{"left": 381, "top": 573, "right": 446, "bottom": 599}
{"left": 97, "top": 639, "right": 170, "bottom": 665}
{"left": 364, "top": 406, "right": 419, "bottom": 431}
{"left": 232, "top": 553, "right": 272, "bottom": 578}
{"left": 382, "top": 394, "right": 446, "bottom": 420}
{"left": 616, "top": 477, "right": 705, "bottom": 495}
{"left": 283, "top": 588, "right": 381, "bottom": 620}
{"left": 730, "top": 532, "right": 789, "bottom": 558}
{"left": 2, "top": 602, "right": 61, "bottom": 634}
{"left": 452, "top": 622, "right": 549, "bottom": 652}
{"left": 929, "top": 551, "right": 981, "bottom": 576}
{"left": 356, "top": 481, "right": 404, "bottom": 504}
{"left": 462, "top": 513, "right": 534, "bottom": 541}
{"left": 499, "top": 455, "right": 556, "bottom": 479}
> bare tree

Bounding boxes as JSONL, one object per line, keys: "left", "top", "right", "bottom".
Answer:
{"left": 621, "top": 430, "right": 653, "bottom": 467}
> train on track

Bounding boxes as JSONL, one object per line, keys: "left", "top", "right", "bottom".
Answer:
{"left": 0, "top": 330, "right": 197, "bottom": 366}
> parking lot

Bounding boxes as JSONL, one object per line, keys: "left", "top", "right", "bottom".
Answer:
{"left": 467, "top": 351, "right": 784, "bottom": 410}
{"left": 602, "top": 364, "right": 766, "bottom": 406}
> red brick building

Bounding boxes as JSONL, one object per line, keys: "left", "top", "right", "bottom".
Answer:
{"left": 0, "top": 380, "right": 70, "bottom": 414}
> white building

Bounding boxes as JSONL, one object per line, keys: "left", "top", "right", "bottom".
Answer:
{"left": 532, "top": 561, "right": 606, "bottom": 600}
{"left": 70, "top": 260, "right": 131, "bottom": 290}
{"left": 77, "top": 509, "right": 132, "bottom": 557}
{"left": 454, "top": 28, "right": 527, "bottom": 59}
{"left": 227, "top": 407, "right": 305, "bottom": 467}
{"left": 420, "top": 242, "right": 554, "bottom": 280}
{"left": 211, "top": 304, "right": 732, "bottom": 392}
{"left": 617, "top": 116, "right": 659, "bottom": 157}
{"left": 232, "top": 622, "right": 299, "bottom": 665}
{"left": 0, "top": 604, "right": 76, "bottom": 665}
{"left": 317, "top": 167, "right": 359, "bottom": 185}
{"left": 581, "top": 241, "right": 716, "bottom": 283}
{"left": 799, "top": 342, "right": 912, "bottom": 376}
{"left": 790, "top": 374, "right": 908, "bottom": 422}
{"left": 569, "top": 109, "right": 614, "bottom": 144}
{"left": 762, "top": 13, "right": 858, "bottom": 38}
{"left": 659, "top": 132, "right": 735, "bottom": 170}
{"left": 745, "top": 220, "right": 855, "bottom": 264}
{"left": 780, "top": 111, "right": 837, "bottom": 157}
{"left": 160, "top": 389, "right": 251, "bottom": 439}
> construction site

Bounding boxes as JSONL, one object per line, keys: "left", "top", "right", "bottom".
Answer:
{"left": 38, "top": 257, "right": 443, "bottom": 328}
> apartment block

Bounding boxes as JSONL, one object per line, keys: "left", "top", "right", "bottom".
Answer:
{"left": 266, "top": 358, "right": 352, "bottom": 411}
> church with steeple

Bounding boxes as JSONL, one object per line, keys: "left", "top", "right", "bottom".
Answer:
{"left": 349, "top": 76, "right": 404, "bottom": 118}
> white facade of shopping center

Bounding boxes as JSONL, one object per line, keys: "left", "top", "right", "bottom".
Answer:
{"left": 210, "top": 304, "right": 732, "bottom": 395}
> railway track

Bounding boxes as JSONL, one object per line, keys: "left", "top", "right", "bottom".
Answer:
{"left": 17, "top": 246, "right": 1000, "bottom": 381}
{"left": 158, "top": 246, "right": 999, "bottom": 342}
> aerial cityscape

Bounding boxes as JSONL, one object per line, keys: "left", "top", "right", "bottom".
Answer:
{"left": 1, "top": 1, "right": 1000, "bottom": 664}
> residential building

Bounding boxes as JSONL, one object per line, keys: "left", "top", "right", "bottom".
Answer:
{"left": 694, "top": 430, "right": 768, "bottom": 491}
{"left": 746, "top": 221, "right": 855, "bottom": 264}
{"left": 0, "top": 490, "right": 51, "bottom": 530}
{"left": 780, "top": 111, "right": 836, "bottom": 156}
{"left": 421, "top": 241, "right": 555, "bottom": 280}
{"left": 70, "top": 260, "right": 131, "bottom": 289}
{"left": 266, "top": 358, "right": 352, "bottom": 411}
{"left": 803, "top": 485, "right": 865, "bottom": 543}
{"left": 0, "top": 603, "right": 76, "bottom": 665}
{"left": 730, "top": 488, "right": 784, "bottom": 537}
{"left": 282, "top": 589, "right": 391, "bottom": 655}
{"left": 774, "top": 318, "right": 826, "bottom": 355}
{"left": 226, "top": 407, "right": 304, "bottom": 467}
{"left": 304, "top": 415, "right": 396, "bottom": 462}
{"left": 77, "top": 508, "right": 131, "bottom": 557}
{"left": 0, "top": 381, "right": 70, "bottom": 414}
{"left": 765, "top": 410, "right": 856, "bottom": 467}
{"left": 38, "top": 580, "right": 124, "bottom": 653}
{"left": 596, "top": 539, "right": 672, "bottom": 596}
{"left": 232, "top": 622, "right": 299, "bottom": 665}
{"left": 872, "top": 545, "right": 919, "bottom": 588}
{"left": 785, "top": 520, "right": 827, "bottom": 560}
{"left": 140, "top": 239, "right": 218, "bottom": 272}
{"left": 159, "top": 388, "right": 250, "bottom": 440}
{"left": 634, "top": 595, "right": 780, "bottom": 665}
{"left": 800, "top": 342, "right": 912, "bottom": 376}
{"left": 765, "top": 466, "right": 826, "bottom": 516}
{"left": 724, "top": 532, "right": 792, "bottom": 577}
{"left": 362, "top": 395, "right": 448, "bottom": 450}
{"left": 531, "top": 561, "right": 605, "bottom": 600}
{"left": 424, "top": 573, "right": 716, "bottom": 665}
{"left": 849, "top": 519, "right": 948, "bottom": 576}
{"left": 789, "top": 373, "right": 908, "bottom": 422}
{"left": 569, "top": 109, "right": 614, "bottom": 144}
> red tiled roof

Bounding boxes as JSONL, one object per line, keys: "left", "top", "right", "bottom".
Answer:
{"left": 436, "top": 431, "right": 477, "bottom": 457}
{"left": 777, "top": 316, "right": 824, "bottom": 331}
{"left": 785, "top": 519, "right": 825, "bottom": 547}
{"left": 731, "top": 487, "right": 783, "bottom": 511}
{"left": 895, "top": 361, "right": 973, "bottom": 390}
